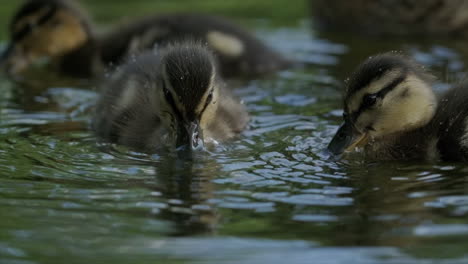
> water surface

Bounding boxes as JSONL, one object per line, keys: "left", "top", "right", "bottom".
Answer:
{"left": 1, "top": 1, "right": 468, "bottom": 264}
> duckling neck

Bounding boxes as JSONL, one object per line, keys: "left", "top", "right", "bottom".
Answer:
{"left": 58, "top": 38, "right": 103, "bottom": 78}
{"left": 364, "top": 127, "right": 437, "bottom": 161}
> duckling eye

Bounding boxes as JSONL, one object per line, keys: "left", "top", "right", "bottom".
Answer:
{"left": 162, "top": 85, "right": 183, "bottom": 121}
{"left": 362, "top": 94, "right": 378, "bottom": 108}
{"left": 163, "top": 87, "right": 175, "bottom": 106}
{"left": 206, "top": 90, "right": 214, "bottom": 104}
{"left": 163, "top": 87, "right": 170, "bottom": 96}
{"left": 199, "top": 90, "right": 215, "bottom": 117}
{"left": 337, "top": 130, "right": 347, "bottom": 140}
{"left": 13, "top": 23, "right": 34, "bottom": 41}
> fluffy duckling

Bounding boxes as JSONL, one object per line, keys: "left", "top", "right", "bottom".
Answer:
{"left": 93, "top": 42, "right": 249, "bottom": 152}
{"left": 1, "top": 0, "right": 290, "bottom": 78}
{"left": 327, "top": 53, "right": 468, "bottom": 161}
{"left": 310, "top": 0, "right": 468, "bottom": 37}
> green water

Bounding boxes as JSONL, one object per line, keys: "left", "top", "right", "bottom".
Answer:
{"left": 1, "top": 1, "right": 468, "bottom": 264}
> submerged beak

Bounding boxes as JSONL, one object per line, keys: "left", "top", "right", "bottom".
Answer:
{"left": 327, "top": 121, "right": 369, "bottom": 155}
{"left": 0, "top": 44, "right": 29, "bottom": 75}
{"left": 176, "top": 120, "right": 204, "bottom": 151}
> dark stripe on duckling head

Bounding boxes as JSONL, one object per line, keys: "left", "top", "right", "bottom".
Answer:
{"left": 11, "top": 0, "right": 58, "bottom": 26}
{"left": 345, "top": 53, "right": 420, "bottom": 100}
{"left": 162, "top": 44, "right": 215, "bottom": 120}
{"left": 10, "top": 0, "right": 59, "bottom": 42}
{"left": 350, "top": 72, "right": 407, "bottom": 123}
{"left": 163, "top": 81, "right": 184, "bottom": 122}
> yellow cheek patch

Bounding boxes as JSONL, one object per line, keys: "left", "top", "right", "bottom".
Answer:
{"left": 17, "top": 10, "right": 88, "bottom": 58}
{"left": 369, "top": 75, "right": 437, "bottom": 135}
{"left": 45, "top": 10, "right": 88, "bottom": 53}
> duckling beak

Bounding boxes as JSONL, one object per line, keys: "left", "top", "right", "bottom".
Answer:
{"left": 176, "top": 120, "right": 204, "bottom": 151}
{"left": 0, "top": 44, "right": 29, "bottom": 75}
{"left": 327, "top": 121, "right": 368, "bottom": 155}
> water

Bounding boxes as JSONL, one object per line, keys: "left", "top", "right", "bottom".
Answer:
{"left": 1, "top": 1, "right": 468, "bottom": 263}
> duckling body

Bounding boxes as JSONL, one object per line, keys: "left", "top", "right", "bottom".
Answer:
{"left": 431, "top": 83, "right": 468, "bottom": 161}
{"left": 100, "top": 14, "right": 290, "bottom": 79}
{"left": 2, "top": 0, "right": 290, "bottom": 79}
{"left": 328, "top": 53, "right": 468, "bottom": 161}
{"left": 93, "top": 42, "right": 249, "bottom": 152}
{"left": 310, "top": 0, "right": 468, "bottom": 37}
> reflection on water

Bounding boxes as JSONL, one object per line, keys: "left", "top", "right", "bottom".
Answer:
{"left": 1, "top": 2, "right": 468, "bottom": 264}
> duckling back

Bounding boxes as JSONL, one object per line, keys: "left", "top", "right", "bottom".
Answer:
{"left": 310, "top": 0, "right": 468, "bottom": 37}
{"left": 99, "top": 14, "right": 291, "bottom": 78}
{"left": 2, "top": 1, "right": 290, "bottom": 79}
{"left": 431, "top": 82, "right": 468, "bottom": 161}
{"left": 93, "top": 52, "right": 164, "bottom": 150}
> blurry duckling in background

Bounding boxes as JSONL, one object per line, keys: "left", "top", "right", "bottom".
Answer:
{"left": 327, "top": 53, "right": 468, "bottom": 161}
{"left": 310, "top": 0, "right": 468, "bottom": 37}
{"left": 1, "top": 0, "right": 291, "bottom": 79}
{"left": 93, "top": 42, "right": 249, "bottom": 152}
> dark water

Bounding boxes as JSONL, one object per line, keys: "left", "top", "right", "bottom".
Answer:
{"left": 1, "top": 1, "right": 468, "bottom": 264}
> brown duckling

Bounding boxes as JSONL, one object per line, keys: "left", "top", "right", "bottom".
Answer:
{"left": 93, "top": 42, "right": 249, "bottom": 152}
{"left": 327, "top": 53, "right": 468, "bottom": 161}
{"left": 1, "top": 0, "right": 291, "bottom": 79}
{"left": 310, "top": 0, "right": 468, "bottom": 37}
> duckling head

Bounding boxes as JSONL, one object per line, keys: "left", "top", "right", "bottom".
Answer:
{"left": 328, "top": 53, "right": 437, "bottom": 155}
{"left": 1, "top": 0, "right": 91, "bottom": 75}
{"left": 157, "top": 44, "right": 220, "bottom": 150}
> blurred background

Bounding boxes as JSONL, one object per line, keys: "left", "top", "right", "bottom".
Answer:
{"left": 0, "top": 0, "right": 306, "bottom": 27}
{"left": 1, "top": 1, "right": 468, "bottom": 264}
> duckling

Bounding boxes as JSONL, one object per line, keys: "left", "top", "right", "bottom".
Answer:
{"left": 93, "top": 42, "right": 249, "bottom": 152}
{"left": 327, "top": 53, "right": 468, "bottom": 161}
{"left": 1, "top": 0, "right": 290, "bottom": 79}
{"left": 310, "top": 0, "right": 468, "bottom": 37}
